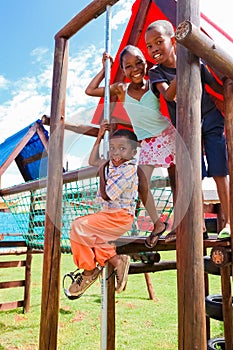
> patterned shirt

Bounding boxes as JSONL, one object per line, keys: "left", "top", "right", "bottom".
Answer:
{"left": 96, "top": 159, "right": 138, "bottom": 215}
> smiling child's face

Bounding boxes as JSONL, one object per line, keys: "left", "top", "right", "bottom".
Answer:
{"left": 145, "top": 26, "right": 176, "bottom": 65}
{"left": 121, "top": 50, "right": 147, "bottom": 83}
{"left": 109, "top": 136, "right": 137, "bottom": 167}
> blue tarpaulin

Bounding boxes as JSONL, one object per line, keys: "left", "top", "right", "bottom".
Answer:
{"left": 0, "top": 119, "right": 49, "bottom": 181}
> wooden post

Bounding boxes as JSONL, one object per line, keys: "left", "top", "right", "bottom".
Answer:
{"left": 223, "top": 79, "right": 233, "bottom": 279}
{"left": 176, "top": 1, "right": 206, "bottom": 349}
{"left": 223, "top": 79, "right": 233, "bottom": 350}
{"left": 144, "top": 273, "right": 155, "bottom": 300}
{"left": 107, "top": 264, "right": 115, "bottom": 350}
{"left": 23, "top": 249, "right": 32, "bottom": 313}
{"left": 221, "top": 265, "right": 233, "bottom": 349}
{"left": 39, "top": 37, "right": 68, "bottom": 350}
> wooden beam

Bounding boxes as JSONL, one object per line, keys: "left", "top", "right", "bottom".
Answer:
{"left": 21, "top": 152, "right": 48, "bottom": 166}
{"left": 129, "top": 260, "right": 177, "bottom": 274}
{"left": 0, "top": 165, "right": 98, "bottom": 195}
{"left": 175, "top": 20, "right": 233, "bottom": 80}
{"left": 41, "top": 115, "right": 99, "bottom": 137}
{"left": 0, "top": 124, "right": 38, "bottom": 177}
{"left": 37, "top": 125, "right": 49, "bottom": 152}
{"left": 55, "top": 0, "right": 119, "bottom": 40}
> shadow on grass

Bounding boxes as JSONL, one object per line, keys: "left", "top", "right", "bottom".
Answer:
{"left": 59, "top": 308, "right": 73, "bottom": 315}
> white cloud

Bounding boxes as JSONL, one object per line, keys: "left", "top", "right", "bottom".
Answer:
{"left": 0, "top": 75, "right": 8, "bottom": 89}
{"left": 0, "top": 75, "right": 51, "bottom": 143}
{"left": 111, "top": 0, "right": 134, "bottom": 30}
{"left": 30, "top": 47, "right": 50, "bottom": 62}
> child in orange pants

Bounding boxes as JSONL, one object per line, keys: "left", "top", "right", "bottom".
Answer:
{"left": 66, "top": 120, "right": 139, "bottom": 298}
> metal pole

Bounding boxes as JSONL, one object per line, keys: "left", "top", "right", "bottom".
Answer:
{"left": 103, "top": 5, "right": 112, "bottom": 159}
{"left": 101, "top": 5, "right": 112, "bottom": 350}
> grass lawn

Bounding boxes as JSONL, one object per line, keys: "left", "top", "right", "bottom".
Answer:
{"left": 0, "top": 250, "right": 224, "bottom": 350}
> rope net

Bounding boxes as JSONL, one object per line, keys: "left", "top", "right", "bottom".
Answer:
{"left": 1, "top": 175, "right": 173, "bottom": 252}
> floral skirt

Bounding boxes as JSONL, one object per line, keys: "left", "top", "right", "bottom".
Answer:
{"left": 139, "top": 124, "right": 176, "bottom": 168}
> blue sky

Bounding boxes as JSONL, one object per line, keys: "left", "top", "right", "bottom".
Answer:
{"left": 0, "top": 0, "right": 233, "bottom": 187}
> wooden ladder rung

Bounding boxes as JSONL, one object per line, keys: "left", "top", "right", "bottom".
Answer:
{"left": 0, "top": 280, "right": 26, "bottom": 289}
{"left": 0, "top": 300, "right": 24, "bottom": 311}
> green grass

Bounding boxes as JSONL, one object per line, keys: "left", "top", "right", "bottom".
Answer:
{"left": 0, "top": 250, "right": 224, "bottom": 350}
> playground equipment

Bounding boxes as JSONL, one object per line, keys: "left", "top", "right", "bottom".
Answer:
{"left": 1, "top": 0, "right": 233, "bottom": 349}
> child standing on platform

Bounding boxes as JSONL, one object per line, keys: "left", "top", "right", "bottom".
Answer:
{"left": 145, "top": 19, "right": 230, "bottom": 241}
{"left": 67, "top": 121, "right": 138, "bottom": 298}
{"left": 85, "top": 45, "right": 177, "bottom": 248}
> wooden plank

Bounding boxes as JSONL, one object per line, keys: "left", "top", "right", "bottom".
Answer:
{"left": 0, "top": 300, "right": 24, "bottom": 311}
{"left": 129, "top": 260, "right": 176, "bottom": 274}
{"left": 41, "top": 115, "right": 99, "bottom": 137}
{"left": 0, "top": 165, "right": 98, "bottom": 195}
{"left": 0, "top": 260, "right": 26, "bottom": 268}
{"left": 21, "top": 152, "right": 48, "bottom": 166}
{"left": 37, "top": 124, "right": 49, "bottom": 152}
{"left": 55, "top": 0, "right": 119, "bottom": 40}
{"left": 0, "top": 123, "right": 38, "bottom": 177}
{"left": 115, "top": 236, "right": 230, "bottom": 254}
{"left": 0, "top": 248, "right": 28, "bottom": 255}
{"left": 0, "top": 241, "right": 26, "bottom": 247}
{"left": 0, "top": 280, "right": 25, "bottom": 288}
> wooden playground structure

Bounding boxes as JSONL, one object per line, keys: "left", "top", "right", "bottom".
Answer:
{"left": 1, "top": 0, "right": 233, "bottom": 349}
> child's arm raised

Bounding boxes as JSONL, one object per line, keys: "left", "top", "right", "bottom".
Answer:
{"left": 85, "top": 52, "right": 117, "bottom": 97}
{"left": 89, "top": 119, "right": 110, "bottom": 167}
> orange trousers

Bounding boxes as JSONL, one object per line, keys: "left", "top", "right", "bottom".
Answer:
{"left": 70, "top": 209, "right": 133, "bottom": 271}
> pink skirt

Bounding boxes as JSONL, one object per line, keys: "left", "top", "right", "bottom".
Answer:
{"left": 139, "top": 124, "right": 176, "bottom": 168}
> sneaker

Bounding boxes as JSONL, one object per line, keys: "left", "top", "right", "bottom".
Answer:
{"left": 115, "top": 255, "right": 130, "bottom": 293}
{"left": 68, "top": 266, "right": 102, "bottom": 297}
